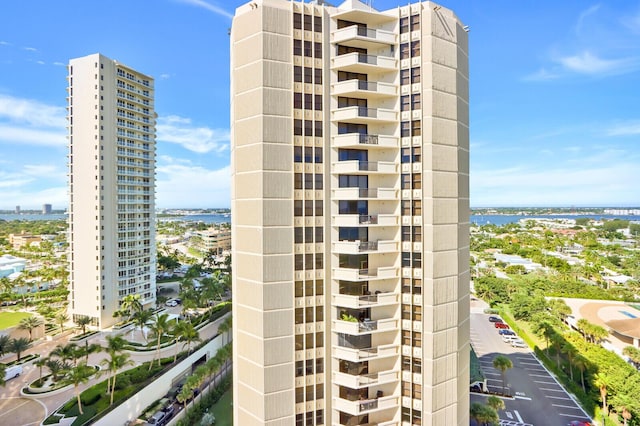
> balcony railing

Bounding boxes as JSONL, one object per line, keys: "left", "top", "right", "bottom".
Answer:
{"left": 332, "top": 52, "right": 397, "bottom": 72}
{"left": 332, "top": 160, "right": 397, "bottom": 174}
{"left": 333, "top": 394, "right": 399, "bottom": 416}
{"left": 332, "top": 25, "right": 396, "bottom": 47}
{"left": 333, "top": 343, "right": 398, "bottom": 362}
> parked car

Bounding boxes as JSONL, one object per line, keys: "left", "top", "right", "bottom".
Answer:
{"left": 3, "top": 365, "right": 22, "bottom": 381}
{"left": 511, "top": 338, "right": 526, "bottom": 348}
{"left": 498, "top": 329, "right": 516, "bottom": 336}
{"left": 165, "top": 299, "right": 178, "bottom": 307}
{"left": 488, "top": 316, "right": 503, "bottom": 323}
{"left": 502, "top": 334, "right": 519, "bottom": 342}
{"left": 568, "top": 421, "right": 591, "bottom": 426}
{"left": 495, "top": 322, "right": 510, "bottom": 329}
{"left": 147, "top": 410, "right": 168, "bottom": 426}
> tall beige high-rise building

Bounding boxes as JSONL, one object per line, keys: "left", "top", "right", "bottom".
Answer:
{"left": 231, "top": 1, "right": 469, "bottom": 425}
{"left": 67, "top": 53, "right": 157, "bottom": 329}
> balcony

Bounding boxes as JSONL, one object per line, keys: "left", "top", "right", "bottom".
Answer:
{"left": 332, "top": 106, "right": 397, "bottom": 124}
{"left": 332, "top": 266, "right": 398, "bottom": 282}
{"left": 332, "top": 187, "right": 397, "bottom": 201}
{"left": 332, "top": 79, "right": 397, "bottom": 99}
{"left": 333, "top": 369, "right": 399, "bottom": 389}
{"left": 332, "top": 25, "right": 396, "bottom": 49}
{"left": 333, "top": 291, "right": 399, "bottom": 309}
{"left": 333, "top": 343, "right": 398, "bottom": 363}
{"left": 333, "top": 133, "right": 398, "bottom": 149}
{"left": 333, "top": 317, "right": 398, "bottom": 335}
{"left": 332, "top": 214, "right": 398, "bottom": 227}
{"left": 332, "top": 240, "right": 398, "bottom": 255}
{"left": 333, "top": 394, "right": 399, "bottom": 416}
{"left": 332, "top": 160, "right": 397, "bottom": 175}
{"left": 332, "top": 53, "right": 397, "bottom": 73}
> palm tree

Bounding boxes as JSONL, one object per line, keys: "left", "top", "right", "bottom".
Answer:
{"left": 105, "top": 334, "right": 127, "bottom": 353}
{"left": 55, "top": 311, "right": 69, "bottom": 332}
{"left": 18, "top": 316, "right": 43, "bottom": 341}
{"left": 218, "top": 315, "right": 232, "bottom": 345}
{"left": 487, "top": 395, "right": 505, "bottom": 414}
{"left": 69, "top": 362, "right": 94, "bottom": 415}
{"left": 100, "top": 352, "right": 133, "bottom": 405}
{"left": 476, "top": 404, "right": 499, "bottom": 426}
{"left": 148, "top": 313, "right": 171, "bottom": 370}
{"left": 120, "top": 294, "right": 143, "bottom": 321}
{"left": 562, "top": 343, "right": 577, "bottom": 381}
{"left": 0, "top": 364, "right": 5, "bottom": 387}
{"left": 0, "top": 334, "right": 11, "bottom": 357}
{"left": 611, "top": 393, "right": 636, "bottom": 426}
{"left": 75, "top": 316, "right": 92, "bottom": 335}
{"left": 34, "top": 357, "right": 48, "bottom": 382}
{"left": 9, "top": 337, "right": 31, "bottom": 361}
{"left": 180, "top": 322, "right": 200, "bottom": 355}
{"left": 132, "top": 309, "right": 153, "bottom": 343}
{"left": 52, "top": 343, "right": 80, "bottom": 366}
{"left": 550, "top": 334, "right": 563, "bottom": 370}
{"left": 573, "top": 355, "right": 587, "bottom": 391}
{"left": 45, "top": 358, "right": 66, "bottom": 381}
{"left": 82, "top": 342, "right": 103, "bottom": 364}
{"left": 493, "top": 355, "right": 513, "bottom": 395}
{"left": 623, "top": 345, "right": 640, "bottom": 368}
{"left": 594, "top": 373, "right": 610, "bottom": 415}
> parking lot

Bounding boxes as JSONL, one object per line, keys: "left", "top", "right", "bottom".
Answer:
{"left": 470, "top": 312, "right": 592, "bottom": 425}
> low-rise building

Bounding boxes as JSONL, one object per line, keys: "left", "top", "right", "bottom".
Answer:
{"left": 8, "top": 232, "right": 42, "bottom": 249}
{"left": 0, "top": 254, "right": 26, "bottom": 278}
{"left": 192, "top": 227, "right": 231, "bottom": 256}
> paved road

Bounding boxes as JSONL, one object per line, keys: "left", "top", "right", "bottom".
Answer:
{"left": 470, "top": 311, "right": 592, "bottom": 426}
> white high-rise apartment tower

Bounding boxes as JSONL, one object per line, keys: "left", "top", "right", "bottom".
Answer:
{"left": 231, "top": 0, "right": 470, "bottom": 425}
{"left": 67, "top": 53, "right": 156, "bottom": 329}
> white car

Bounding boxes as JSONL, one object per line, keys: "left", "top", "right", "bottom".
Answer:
{"left": 502, "top": 334, "right": 519, "bottom": 343}
{"left": 165, "top": 299, "right": 178, "bottom": 307}
{"left": 510, "top": 338, "right": 526, "bottom": 348}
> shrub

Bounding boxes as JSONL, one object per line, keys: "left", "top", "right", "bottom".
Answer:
{"left": 114, "top": 375, "right": 131, "bottom": 390}
{"left": 81, "top": 387, "right": 102, "bottom": 406}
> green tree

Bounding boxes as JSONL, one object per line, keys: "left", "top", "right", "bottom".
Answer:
{"left": 9, "top": 337, "right": 31, "bottom": 361}
{"left": 218, "top": 315, "right": 232, "bottom": 346}
{"left": 487, "top": 395, "right": 505, "bottom": 414}
{"left": 101, "top": 352, "right": 133, "bottom": 405}
{"left": 55, "top": 311, "right": 69, "bottom": 332}
{"left": 120, "top": 294, "right": 143, "bottom": 321}
{"left": 45, "top": 358, "right": 66, "bottom": 381}
{"left": 75, "top": 315, "right": 92, "bottom": 335}
{"left": 177, "top": 381, "right": 194, "bottom": 411}
{"left": 69, "top": 362, "right": 94, "bottom": 415}
{"left": 34, "top": 357, "right": 47, "bottom": 382}
{"left": 0, "top": 364, "right": 5, "bottom": 387}
{"left": 548, "top": 298, "right": 571, "bottom": 322}
{"left": 148, "top": 313, "right": 171, "bottom": 370}
{"left": 493, "top": 355, "right": 513, "bottom": 395}
{"left": 611, "top": 393, "right": 636, "bottom": 426}
{"left": 623, "top": 346, "right": 640, "bottom": 368}
{"left": 562, "top": 342, "right": 577, "bottom": 382}
{"left": 52, "top": 343, "right": 80, "bottom": 366}
{"left": 0, "top": 334, "right": 11, "bottom": 357}
{"left": 132, "top": 309, "right": 153, "bottom": 343}
{"left": 18, "top": 316, "right": 43, "bottom": 341}
{"left": 594, "top": 372, "right": 611, "bottom": 415}
{"left": 573, "top": 355, "right": 588, "bottom": 392}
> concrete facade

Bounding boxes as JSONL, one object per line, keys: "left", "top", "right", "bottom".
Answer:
{"left": 67, "top": 53, "right": 156, "bottom": 329}
{"left": 231, "top": 1, "right": 469, "bottom": 425}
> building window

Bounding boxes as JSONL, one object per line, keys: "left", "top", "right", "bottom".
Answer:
{"left": 314, "top": 94, "right": 322, "bottom": 111}
{"left": 304, "top": 67, "right": 313, "bottom": 83}
{"left": 294, "top": 13, "right": 302, "bottom": 29}
{"left": 413, "top": 226, "right": 422, "bottom": 242}
{"left": 412, "top": 120, "right": 421, "bottom": 136}
{"left": 411, "top": 93, "right": 421, "bottom": 110}
{"left": 304, "top": 14, "right": 312, "bottom": 29}
{"left": 400, "top": 43, "right": 410, "bottom": 60}
{"left": 314, "top": 147, "right": 322, "bottom": 163}
{"left": 314, "top": 42, "right": 322, "bottom": 58}
{"left": 411, "top": 40, "right": 421, "bottom": 57}
{"left": 315, "top": 200, "right": 323, "bottom": 216}
{"left": 401, "top": 121, "right": 410, "bottom": 137}
{"left": 412, "top": 252, "right": 422, "bottom": 268}
{"left": 314, "top": 16, "right": 322, "bottom": 32}
{"left": 401, "top": 147, "right": 411, "bottom": 163}
{"left": 304, "top": 173, "right": 313, "bottom": 190}
{"left": 294, "top": 119, "right": 302, "bottom": 135}
{"left": 295, "top": 227, "right": 303, "bottom": 244}
{"left": 400, "top": 17, "right": 409, "bottom": 34}
{"left": 401, "top": 95, "right": 410, "bottom": 112}
{"left": 305, "top": 200, "right": 314, "bottom": 216}
{"left": 314, "top": 173, "right": 323, "bottom": 190}
{"left": 295, "top": 173, "right": 303, "bottom": 189}
{"left": 294, "top": 146, "right": 302, "bottom": 162}
{"left": 314, "top": 68, "right": 322, "bottom": 84}
{"left": 402, "top": 252, "right": 411, "bottom": 267}
{"left": 294, "top": 66, "right": 302, "bottom": 82}
{"left": 402, "top": 226, "right": 411, "bottom": 242}
{"left": 304, "top": 120, "right": 313, "bottom": 136}
{"left": 294, "top": 200, "right": 303, "bottom": 216}
{"left": 295, "top": 254, "right": 303, "bottom": 271}
{"left": 402, "top": 200, "right": 411, "bottom": 216}
{"left": 412, "top": 173, "right": 421, "bottom": 189}
{"left": 294, "top": 39, "right": 302, "bottom": 56}
{"left": 412, "top": 200, "right": 422, "bottom": 215}
{"left": 412, "top": 146, "right": 422, "bottom": 162}
{"left": 410, "top": 14, "right": 420, "bottom": 31}
{"left": 400, "top": 69, "right": 410, "bottom": 85}
{"left": 401, "top": 174, "right": 411, "bottom": 189}
{"left": 412, "top": 67, "right": 421, "bottom": 83}
{"left": 304, "top": 41, "right": 312, "bottom": 57}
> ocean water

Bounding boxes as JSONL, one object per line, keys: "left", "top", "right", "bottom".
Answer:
{"left": 0, "top": 213, "right": 67, "bottom": 221}
{"left": 471, "top": 214, "right": 639, "bottom": 226}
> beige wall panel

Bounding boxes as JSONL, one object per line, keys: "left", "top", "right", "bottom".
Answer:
{"left": 238, "top": 356, "right": 265, "bottom": 391}
{"left": 432, "top": 250, "right": 459, "bottom": 277}
{"left": 264, "top": 336, "right": 294, "bottom": 364}
{"left": 235, "top": 172, "right": 264, "bottom": 199}
{"left": 263, "top": 33, "right": 292, "bottom": 63}
{"left": 234, "top": 116, "right": 263, "bottom": 146}
{"left": 457, "top": 97, "right": 469, "bottom": 126}
{"left": 235, "top": 277, "right": 264, "bottom": 310}
{"left": 458, "top": 223, "right": 470, "bottom": 249}
{"left": 235, "top": 227, "right": 264, "bottom": 253}
{"left": 234, "top": 201, "right": 263, "bottom": 226}
{"left": 264, "top": 116, "right": 293, "bottom": 143}
{"left": 431, "top": 171, "right": 458, "bottom": 198}
{"left": 234, "top": 35, "right": 263, "bottom": 69}
{"left": 237, "top": 331, "right": 266, "bottom": 365}
{"left": 429, "top": 144, "right": 458, "bottom": 172}
{"left": 236, "top": 381, "right": 266, "bottom": 419}
{"left": 262, "top": 309, "right": 294, "bottom": 338}
{"left": 458, "top": 305, "right": 470, "bottom": 339}
{"left": 236, "top": 252, "right": 264, "bottom": 282}
{"left": 457, "top": 198, "right": 469, "bottom": 223}
{"left": 456, "top": 71, "right": 469, "bottom": 103}
{"left": 262, "top": 6, "right": 291, "bottom": 35}
{"left": 263, "top": 254, "right": 293, "bottom": 282}
{"left": 458, "top": 270, "right": 470, "bottom": 299}
{"left": 233, "top": 9, "right": 263, "bottom": 41}
{"left": 432, "top": 91, "right": 458, "bottom": 121}
{"left": 235, "top": 144, "right": 263, "bottom": 174}
{"left": 423, "top": 224, "right": 458, "bottom": 252}
{"left": 457, "top": 122, "right": 469, "bottom": 149}
{"left": 263, "top": 172, "right": 292, "bottom": 198}
{"left": 237, "top": 304, "right": 267, "bottom": 338}
{"left": 264, "top": 390, "right": 295, "bottom": 420}
{"left": 423, "top": 198, "right": 458, "bottom": 225}
{"left": 263, "top": 87, "right": 291, "bottom": 116}
{"left": 263, "top": 282, "right": 295, "bottom": 310}
{"left": 235, "top": 61, "right": 264, "bottom": 94}
{"left": 264, "top": 61, "right": 292, "bottom": 89}
{"left": 457, "top": 147, "right": 469, "bottom": 174}
{"left": 430, "top": 37, "right": 457, "bottom": 69}
{"left": 457, "top": 46, "right": 469, "bottom": 78}
{"left": 458, "top": 172, "right": 469, "bottom": 198}
{"left": 263, "top": 143, "right": 293, "bottom": 171}
{"left": 264, "top": 363, "right": 295, "bottom": 393}
{"left": 263, "top": 228, "right": 293, "bottom": 254}
{"left": 430, "top": 117, "right": 459, "bottom": 146}
{"left": 235, "top": 89, "right": 264, "bottom": 120}
{"left": 429, "top": 63, "right": 457, "bottom": 95}
{"left": 265, "top": 418, "right": 296, "bottom": 426}
{"left": 263, "top": 199, "right": 293, "bottom": 226}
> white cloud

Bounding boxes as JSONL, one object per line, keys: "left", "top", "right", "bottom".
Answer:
{"left": 606, "top": 121, "right": 640, "bottom": 136}
{"left": 157, "top": 115, "right": 229, "bottom": 154}
{"left": 176, "top": 0, "right": 233, "bottom": 19}
{"left": 156, "top": 161, "right": 230, "bottom": 208}
{"left": 522, "top": 68, "right": 561, "bottom": 82}
{"left": 0, "top": 41, "right": 10, "bottom": 46}
{"left": 0, "top": 94, "right": 66, "bottom": 128}
{"left": 556, "top": 51, "right": 640, "bottom": 75}
{"left": 0, "top": 186, "right": 67, "bottom": 210}
{"left": 0, "top": 124, "right": 66, "bottom": 147}
{"left": 160, "top": 73, "right": 171, "bottom": 80}
{"left": 52, "top": 62, "right": 65, "bottom": 66}
{"left": 575, "top": 4, "right": 601, "bottom": 35}
{"left": 36, "top": 60, "right": 45, "bottom": 65}
{"left": 23, "top": 46, "right": 37, "bottom": 52}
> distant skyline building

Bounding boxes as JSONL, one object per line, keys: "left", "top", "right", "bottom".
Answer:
{"left": 42, "top": 204, "right": 52, "bottom": 214}
{"left": 67, "top": 53, "right": 157, "bottom": 329}
{"left": 231, "top": 0, "right": 470, "bottom": 425}
{"left": 15, "top": 206, "right": 20, "bottom": 214}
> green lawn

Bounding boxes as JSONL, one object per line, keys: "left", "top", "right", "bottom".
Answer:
{"left": 0, "top": 311, "right": 32, "bottom": 330}
{"left": 210, "top": 389, "right": 232, "bottom": 426}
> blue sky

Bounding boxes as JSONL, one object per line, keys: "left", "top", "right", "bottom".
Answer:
{"left": 0, "top": 0, "right": 639, "bottom": 209}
